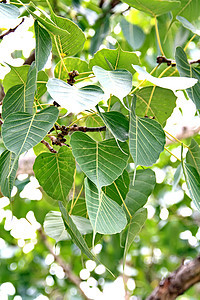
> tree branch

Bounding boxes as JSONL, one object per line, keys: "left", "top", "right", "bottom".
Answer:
{"left": 38, "top": 227, "right": 91, "bottom": 300}
{"left": 157, "top": 56, "right": 200, "bottom": 66}
{"left": 0, "top": 18, "right": 25, "bottom": 40}
{"left": 146, "top": 256, "right": 200, "bottom": 300}
{"left": 41, "top": 139, "right": 57, "bottom": 153}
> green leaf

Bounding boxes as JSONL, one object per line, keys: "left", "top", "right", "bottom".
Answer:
{"left": 34, "top": 20, "right": 52, "bottom": 71}
{"left": 183, "top": 162, "right": 200, "bottom": 211}
{"left": 121, "top": 0, "right": 180, "bottom": 17}
{"left": 173, "top": 164, "right": 182, "bottom": 189}
{"left": 90, "top": 14, "right": 110, "bottom": 55}
{"left": 44, "top": 211, "right": 92, "bottom": 243}
{"left": 71, "top": 132, "right": 129, "bottom": 190}
{"left": 0, "top": 150, "right": 18, "bottom": 198}
{"left": 121, "top": 18, "right": 145, "bottom": 50}
{"left": 135, "top": 86, "right": 177, "bottom": 126}
{"left": 68, "top": 198, "right": 88, "bottom": 218}
{"left": 97, "top": 108, "right": 129, "bottom": 142}
{"left": 59, "top": 201, "right": 98, "bottom": 262}
{"left": 125, "top": 169, "right": 156, "bottom": 214}
{"left": 172, "top": 0, "right": 200, "bottom": 22}
{"left": 35, "top": 71, "right": 48, "bottom": 100}
{"left": 0, "top": 3, "right": 20, "bottom": 19}
{"left": 47, "top": 78, "right": 104, "bottom": 114}
{"left": 2, "top": 106, "right": 59, "bottom": 157}
{"left": 103, "top": 170, "right": 130, "bottom": 205}
{"left": 176, "top": 16, "right": 200, "bottom": 36}
{"left": 54, "top": 57, "right": 90, "bottom": 82}
{"left": 85, "top": 114, "right": 105, "bottom": 142}
{"left": 3, "top": 65, "right": 30, "bottom": 93}
{"left": 129, "top": 102, "right": 165, "bottom": 167}
{"left": 93, "top": 66, "right": 132, "bottom": 101}
{"left": 175, "top": 46, "right": 200, "bottom": 110}
{"left": 85, "top": 178, "right": 127, "bottom": 235}
{"left": 89, "top": 46, "right": 139, "bottom": 75}
{"left": 33, "top": 147, "right": 75, "bottom": 201}
{"left": 132, "top": 64, "right": 197, "bottom": 91}
{"left": 186, "top": 139, "right": 200, "bottom": 175}
{"left": 2, "top": 62, "right": 37, "bottom": 119}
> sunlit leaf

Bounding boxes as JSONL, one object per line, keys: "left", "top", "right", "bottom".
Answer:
{"left": 186, "top": 139, "right": 200, "bottom": 175}
{"left": 176, "top": 16, "right": 200, "bottom": 36}
{"left": 183, "top": 163, "right": 200, "bottom": 211}
{"left": 172, "top": 0, "right": 200, "bottom": 22}
{"left": 121, "top": 18, "right": 145, "bottom": 50}
{"left": 3, "top": 65, "right": 30, "bottom": 93}
{"left": 0, "top": 3, "right": 20, "bottom": 19}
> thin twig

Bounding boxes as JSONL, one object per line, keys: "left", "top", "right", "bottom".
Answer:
{"left": 41, "top": 140, "right": 57, "bottom": 153}
{"left": 0, "top": 18, "right": 25, "bottom": 40}
{"left": 157, "top": 56, "right": 200, "bottom": 66}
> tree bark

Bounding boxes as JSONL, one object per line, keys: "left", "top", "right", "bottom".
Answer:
{"left": 146, "top": 256, "right": 200, "bottom": 300}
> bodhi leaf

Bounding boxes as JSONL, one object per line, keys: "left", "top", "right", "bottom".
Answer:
{"left": 103, "top": 170, "right": 130, "bottom": 205}
{"left": 34, "top": 20, "right": 52, "bottom": 71}
{"left": 35, "top": 71, "right": 48, "bottom": 100}
{"left": 33, "top": 147, "right": 75, "bottom": 202}
{"left": 97, "top": 107, "right": 129, "bottom": 142}
{"left": 183, "top": 163, "right": 200, "bottom": 211}
{"left": 121, "top": 0, "right": 180, "bottom": 17}
{"left": 92, "top": 66, "right": 132, "bottom": 101}
{"left": 71, "top": 132, "right": 129, "bottom": 190}
{"left": 0, "top": 3, "right": 20, "bottom": 19}
{"left": 175, "top": 47, "right": 200, "bottom": 110}
{"left": 2, "top": 106, "right": 59, "bottom": 158}
{"left": 186, "top": 139, "right": 200, "bottom": 175}
{"left": 85, "top": 178, "right": 127, "bottom": 235}
{"left": 135, "top": 86, "right": 177, "bottom": 126}
{"left": 176, "top": 16, "right": 200, "bottom": 36}
{"left": 44, "top": 211, "right": 92, "bottom": 243}
{"left": 54, "top": 57, "right": 90, "bottom": 81}
{"left": 89, "top": 47, "right": 139, "bottom": 75}
{"left": 121, "top": 18, "right": 145, "bottom": 50}
{"left": 129, "top": 100, "right": 165, "bottom": 167}
{"left": 172, "top": 0, "right": 200, "bottom": 23}
{"left": 3, "top": 65, "right": 30, "bottom": 93}
{"left": 47, "top": 78, "right": 104, "bottom": 114}
{"left": 0, "top": 150, "right": 18, "bottom": 198}
{"left": 132, "top": 64, "right": 198, "bottom": 92}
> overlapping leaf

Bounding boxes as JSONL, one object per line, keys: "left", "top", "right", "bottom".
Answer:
{"left": 0, "top": 3, "right": 20, "bottom": 19}
{"left": 172, "top": 0, "right": 200, "bottom": 22}
{"left": 129, "top": 102, "right": 165, "bottom": 167}
{"left": 44, "top": 211, "right": 92, "bottom": 242}
{"left": 121, "top": 18, "right": 145, "bottom": 50}
{"left": 177, "top": 16, "right": 200, "bottom": 36}
{"left": 2, "top": 106, "right": 59, "bottom": 157}
{"left": 71, "top": 132, "right": 129, "bottom": 190}
{"left": 0, "top": 150, "right": 18, "bottom": 198}
{"left": 186, "top": 139, "right": 200, "bottom": 175}
{"left": 3, "top": 65, "right": 30, "bottom": 93}
{"left": 132, "top": 64, "right": 197, "bottom": 92}
{"left": 175, "top": 47, "right": 200, "bottom": 109}
{"left": 33, "top": 147, "right": 75, "bottom": 201}
{"left": 47, "top": 78, "right": 104, "bottom": 114}
{"left": 121, "top": 0, "right": 180, "bottom": 17}
{"left": 93, "top": 66, "right": 132, "bottom": 101}
{"left": 85, "top": 178, "right": 127, "bottom": 235}
{"left": 34, "top": 20, "right": 52, "bottom": 71}
{"left": 89, "top": 47, "right": 139, "bottom": 75}
{"left": 183, "top": 163, "right": 200, "bottom": 211}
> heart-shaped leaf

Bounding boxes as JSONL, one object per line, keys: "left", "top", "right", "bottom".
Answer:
{"left": 71, "top": 132, "right": 129, "bottom": 190}
{"left": 47, "top": 78, "right": 104, "bottom": 114}
{"left": 33, "top": 147, "right": 75, "bottom": 201}
{"left": 186, "top": 139, "right": 200, "bottom": 176}
{"left": 34, "top": 20, "right": 52, "bottom": 71}
{"left": 121, "top": 18, "right": 145, "bottom": 50}
{"left": 132, "top": 64, "right": 198, "bottom": 91}
{"left": 0, "top": 3, "right": 20, "bottom": 19}
{"left": 129, "top": 101, "right": 165, "bottom": 167}
{"left": 97, "top": 107, "right": 129, "bottom": 142}
{"left": 93, "top": 66, "right": 132, "bottom": 101}
{"left": 3, "top": 65, "right": 30, "bottom": 93}
{"left": 0, "top": 150, "right": 18, "bottom": 198}
{"left": 2, "top": 106, "right": 59, "bottom": 157}
{"left": 177, "top": 16, "right": 200, "bottom": 36}
{"left": 175, "top": 47, "right": 200, "bottom": 110}
{"left": 85, "top": 178, "right": 127, "bottom": 235}
{"left": 44, "top": 211, "right": 92, "bottom": 242}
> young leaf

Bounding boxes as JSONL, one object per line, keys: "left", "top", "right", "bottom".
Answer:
{"left": 121, "top": 18, "right": 145, "bottom": 50}
{"left": 183, "top": 163, "right": 200, "bottom": 211}
{"left": 175, "top": 47, "right": 200, "bottom": 110}
{"left": 47, "top": 78, "right": 104, "bottom": 114}
{"left": 0, "top": 150, "right": 18, "bottom": 198}
{"left": 129, "top": 103, "right": 165, "bottom": 167}
{"left": 71, "top": 132, "right": 129, "bottom": 190}
{"left": 34, "top": 20, "right": 52, "bottom": 71}
{"left": 132, "top": 64, "right": 198, "bottom": 92}
{"left": 85, "top": 178, "right": 127, "bottom": 235}
{"left": 2, "top": 106, "right": 59, "bottom": 157}
{"left": 44, "top": 211, "right": 92, "bottom": 243}
{"left": 93, "top": 66, "right": 132, "bottom": 101}
{"left": 0, "top": 3, "right": 20, "bottom": 19}
{"left": 97, "top": 108, "right": 129, "bottom": 142}
{"left": 186, "top": 139, "right": 200, "bottom": 175}
{"left": 33, "top": 147, "right": 75, "bottom": 201}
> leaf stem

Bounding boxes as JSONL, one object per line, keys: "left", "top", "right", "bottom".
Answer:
{"left": 184, "top": 34, "right": 197, "bottom": 51}
{"left": 53, "top": 36, "right": 68, "bottom": 73}
{"left": 70, "top": 185, "right": 84, "bottom": 215}
{"left": 107, "top": 94, "right": 112, "bottom": 112}
{"left": 70, "top": 168, "right": 77, "bottom": 214}
{"left": 78, "top": 71, "right": 93, "bottom": 75}
{"left": 155, "top": 17, "right": 165, "bottom": 56}
{"left": 113, "top": 182, "right": 132, "bottom": 219}
{"left": 164, "top": 146, "right": 181, "bottom": 162}
{"left": 75, "top": 75, "right": 95, "bottom": 83}
{"left": 164, "top": 130, "right": 189, "bottom": 148}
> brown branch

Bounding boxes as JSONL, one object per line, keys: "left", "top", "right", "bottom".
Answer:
{"left": 0, "top": 18, "right": 25, "bottom": 40}
{"left": 38, "top": 228, "right": 91, "bottom": 300}
{"left": 41, "top": 139, "right": 57, "bottom": 153}
{"left": 58, "top": 124, "right": 106, "bottom": 136}
{"left": 157, "top": 56, "right": 200, "bottom": 66}
{"left": 23, "top": 50, "right": 35, "bottom": 65}
{"left": 146, "top": 255, "right": 200, "bottom": 300}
